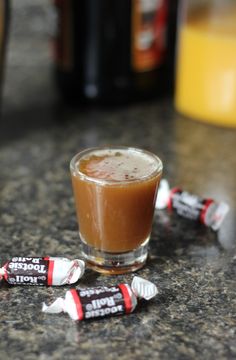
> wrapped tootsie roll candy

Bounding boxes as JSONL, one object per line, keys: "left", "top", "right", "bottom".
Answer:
{"left": 0, "top": 257, "right": 85, "bottom": 286}
{"left": 42, "top": 276, "right": 158, "bottom": 321}
{"left": 156, "top": 179, "right": 229, "bottom": 231}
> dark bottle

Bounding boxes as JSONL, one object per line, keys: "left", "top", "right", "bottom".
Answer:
{"left": 0, "top": 0, "right": 10, "bottom": 101}
{"left": 51, "top": 0, "right": 177, "bottom": 104}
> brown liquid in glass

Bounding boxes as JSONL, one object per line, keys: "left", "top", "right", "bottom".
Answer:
{"left": 72, "top": 150, "right": 161, "bottom": 253}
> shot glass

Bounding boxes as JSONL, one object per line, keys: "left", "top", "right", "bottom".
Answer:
{"left": 70, "top": 146, "right": 163, "bottom": 274}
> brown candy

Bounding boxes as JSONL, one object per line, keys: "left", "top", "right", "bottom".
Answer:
{"left": 0, "top": 257, "right": 85, "bottom": 286}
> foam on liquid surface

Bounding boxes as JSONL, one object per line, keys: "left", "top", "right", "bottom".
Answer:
{"left": 78, "top": 149, "right": 158, "bottom": 181}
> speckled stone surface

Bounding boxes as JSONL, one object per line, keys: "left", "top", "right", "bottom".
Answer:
{"left": 0, "top": 1, "right": 236, "bottom": 360}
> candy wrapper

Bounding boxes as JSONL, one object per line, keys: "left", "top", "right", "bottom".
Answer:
{"left": 0, "top": 257, "right": 85, "bottom": 286}
{"left": 42, "top": 276, "right": 158, "bottom": 321}
{"left": 156, "top": 179, "right": 229, "bottom": 231}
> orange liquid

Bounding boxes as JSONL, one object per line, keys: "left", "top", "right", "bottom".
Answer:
{"left": 71, "top": 149, "right": 161, "bottom": 253}
{"left": 175, "top": 6, "right": 236, "bottom": 127}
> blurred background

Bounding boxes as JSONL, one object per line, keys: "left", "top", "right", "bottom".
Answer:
{"left": 1, "top": 0, "right": 178, "bottom": 122}
{"left": 2, "top": 0, "right": 236, "bottom": 135}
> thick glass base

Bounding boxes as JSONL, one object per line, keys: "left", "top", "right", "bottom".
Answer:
{"left": 80, "top": 236, "right": 149, "bottom": 274}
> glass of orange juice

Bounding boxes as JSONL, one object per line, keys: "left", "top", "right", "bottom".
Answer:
{"left": 175, "top": 0, "right": 236, "bottom": 127}
{"left": 70, "top": 146, "right": 163, "bottom": 274}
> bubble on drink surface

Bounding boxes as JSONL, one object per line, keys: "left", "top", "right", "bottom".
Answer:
{"left": 77, "top": 149, "right": 160, "bottom": 182}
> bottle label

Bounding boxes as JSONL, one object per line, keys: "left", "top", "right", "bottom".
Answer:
{"left": 132, "top": 0, "right": 168, "bottom": 72}
{"left": 51, "top": 0, "right": 73, "bottom": 71}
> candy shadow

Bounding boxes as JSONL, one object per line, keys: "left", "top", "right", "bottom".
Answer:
{"left": 148, "top": 211, "right": 222, "bottom": 264}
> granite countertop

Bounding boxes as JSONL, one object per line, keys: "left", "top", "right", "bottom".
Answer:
{"left": 0, "top": 1, "right": 236, "bottom": 360}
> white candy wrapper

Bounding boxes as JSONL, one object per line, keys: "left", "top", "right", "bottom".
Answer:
{"left": 0, "top": 257, "right": 85, "bottom": 286}
{"left": 156, "top": 179, "right": 229, "bottom": 231}
{"left": 42, "top": 276, "right": 158, "bottom": 321}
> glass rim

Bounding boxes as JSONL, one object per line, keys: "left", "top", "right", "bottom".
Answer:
{"left": 70, "top": 146, "right": 163, "bottom": 186}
